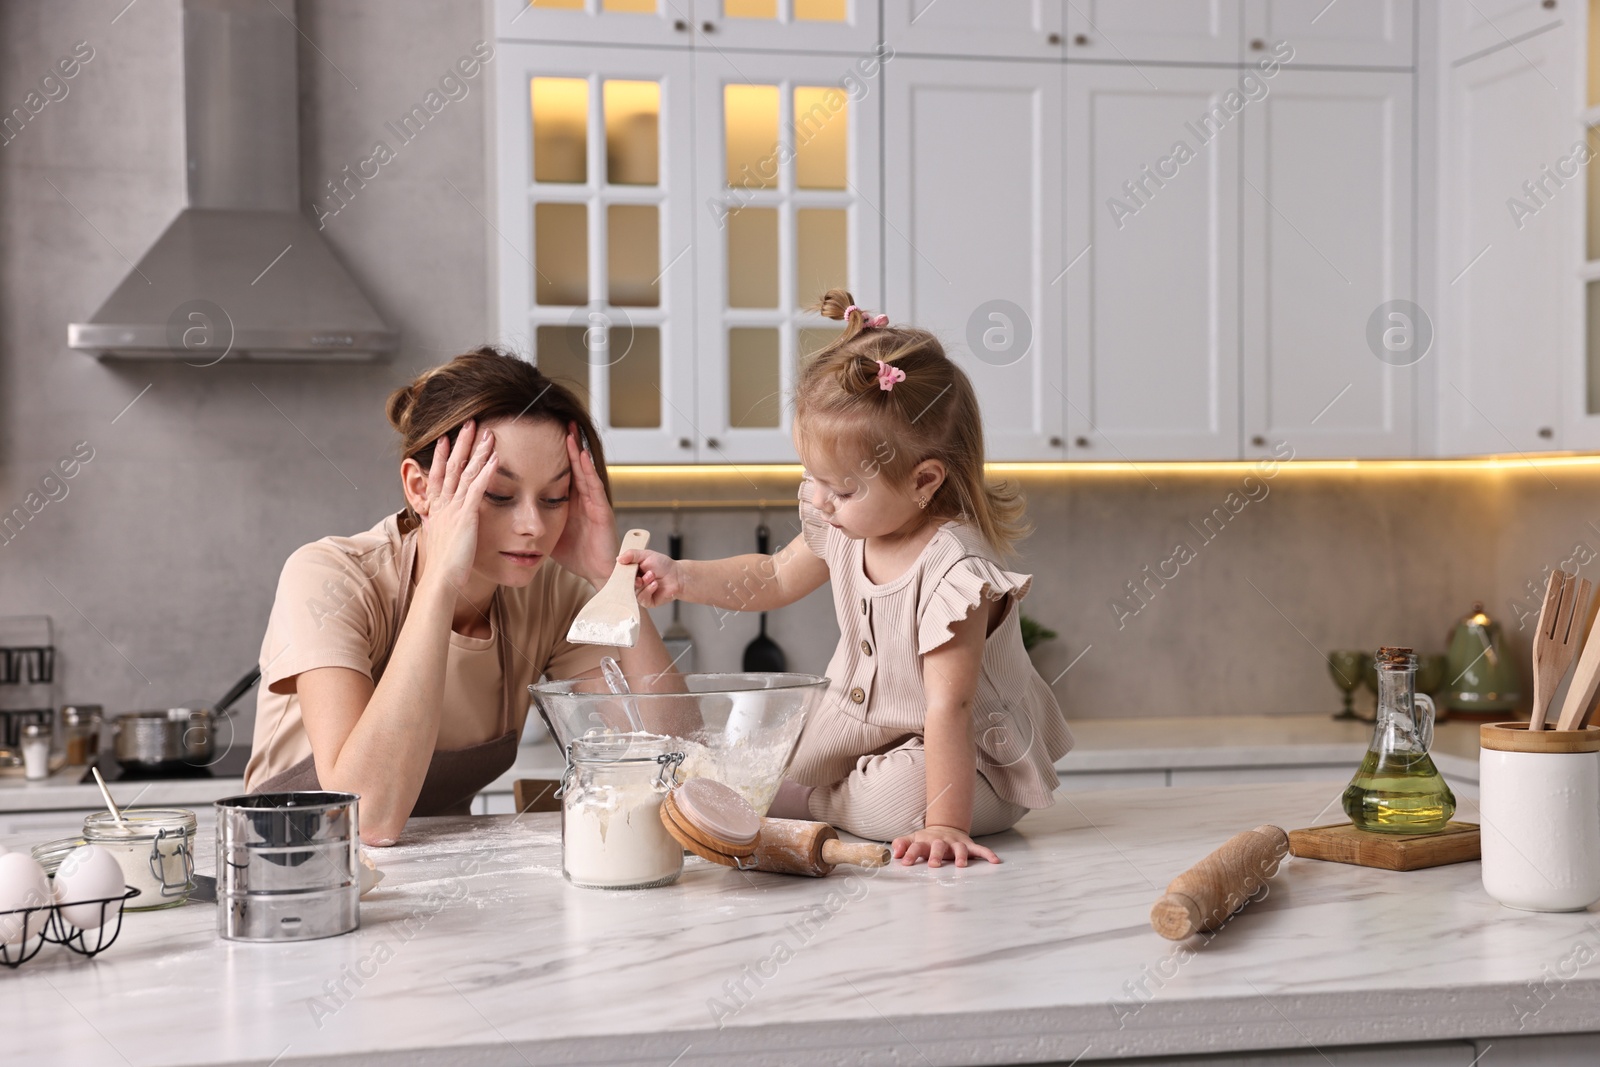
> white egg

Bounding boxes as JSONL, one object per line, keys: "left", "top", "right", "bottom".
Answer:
{"left": 0, "top": 851, "right": 53, "bottom": 946}
{"left": 54, "top": 845, "right": 125, "bottom": 931}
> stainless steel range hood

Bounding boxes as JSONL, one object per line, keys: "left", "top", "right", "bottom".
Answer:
{"left": 68, "top": 0, "right": 396, "bottom": 362}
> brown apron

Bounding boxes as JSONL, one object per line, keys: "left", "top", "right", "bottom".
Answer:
{"left": 253, "top": 518, "right": 522, "bottom": 818}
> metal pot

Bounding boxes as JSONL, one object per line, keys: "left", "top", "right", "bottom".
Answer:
{"left": 114, "top": 668, "right": 260, "bottom": 770}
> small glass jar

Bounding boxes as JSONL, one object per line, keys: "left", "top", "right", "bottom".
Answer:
{"left": 561, "top": 732, "right": 684, "bottom": 890}
{"left": 82, "top": 808, "right": 197, "bottom": 910}
{"left": 20, "top": 721, "right": 52, "bottom": 780}
{"left": 61, "top": 705, "right": 103, "bottom": 767}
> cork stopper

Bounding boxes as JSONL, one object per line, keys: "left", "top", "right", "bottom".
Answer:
{"left": 1375, "top": 646, "right": 1416, "bottom": 669}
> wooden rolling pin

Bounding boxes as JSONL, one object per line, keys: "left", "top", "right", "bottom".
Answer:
{"left": 661, "top": 780, "right": 890, "bottom": 877}
{"left": 1149, "top": 824, "right": 1289, "bottom": 941}
{"left": 751, "top": 818, "right": 890, "bottom": 877}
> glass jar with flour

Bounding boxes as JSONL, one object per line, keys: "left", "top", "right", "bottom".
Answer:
{"left": 561, "top": 732, "right": 684, "bottom": 890}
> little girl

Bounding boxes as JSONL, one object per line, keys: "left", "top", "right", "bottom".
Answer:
{"left": 626, "top": 289, "right": 1073, "bottom": 868}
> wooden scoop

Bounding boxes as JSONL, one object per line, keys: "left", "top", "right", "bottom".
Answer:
{"left": 1530, "top": 570, "right": 1590, "bottom": 731}
{"left": 1150, "top": 824, "right": 1289, "bottom": 940}
{"left": 567, "top": 529, "right": 650, "bottom": 647}
{"left": 662, "top": 779, "right": 889, "bottom": 877}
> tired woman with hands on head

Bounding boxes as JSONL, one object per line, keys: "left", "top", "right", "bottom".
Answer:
{"left": 245, "top": 348, "right": 675, "bottom": 845}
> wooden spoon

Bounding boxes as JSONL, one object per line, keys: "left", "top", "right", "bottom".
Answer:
{"left": 1530, "top": 570, "right": 1590, "bottom": 731}
{"left": 1557, "top": 586, "right": 1600, "bottom": 731}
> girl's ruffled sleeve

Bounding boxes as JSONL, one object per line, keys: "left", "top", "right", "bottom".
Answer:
{"left": 917, "top": 555, "right": 1034, "bottom": 655}
{"left": 797, "top": 475, "right": 831, "bottom": 558}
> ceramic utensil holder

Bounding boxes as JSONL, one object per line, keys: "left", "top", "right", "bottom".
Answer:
{"left": 1479, "top": 723, "right": 1600, "bottom": 912}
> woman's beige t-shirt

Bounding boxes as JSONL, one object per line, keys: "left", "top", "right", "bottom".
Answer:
{"left": 244, "top": 512, "right": 604, "bottom": 789}
{"left": 786, "top": 478, "right": 1074, "bottom": 810}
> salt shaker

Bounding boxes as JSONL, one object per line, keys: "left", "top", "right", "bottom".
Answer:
{"left": 21, "top": 721, "right": 52, "bottom": 780}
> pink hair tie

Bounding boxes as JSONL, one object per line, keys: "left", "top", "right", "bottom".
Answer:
{"left": 876, "top": 360, "right": 906, "bottom": 392}
{"left": 846, "top": 304, "right": 889, "bottom": 329}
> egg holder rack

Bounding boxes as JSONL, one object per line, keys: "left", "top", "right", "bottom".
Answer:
{"left": 0, "top": 886, "right": 140, "bottom": 968}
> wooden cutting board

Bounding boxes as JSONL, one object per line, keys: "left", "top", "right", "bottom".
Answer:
{"left": 1288, "top": 821, "right": 1480, "bottom": 871}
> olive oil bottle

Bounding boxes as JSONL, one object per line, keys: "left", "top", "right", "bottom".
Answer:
{"left": 1342, "top": 647, "right": 1456, "bottom": 834}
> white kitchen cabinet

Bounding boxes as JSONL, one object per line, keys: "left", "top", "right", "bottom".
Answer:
{"left": 1442, "top": 0, "right": 1565, "bottom": 64}
{"left": 883, "top": 58, "right": 1065, "bottom": 460}
{"left": 693, "top": 49, "right": 883, "bottom": 463}
{"left": 1064, "top": 63, "right": 1242, "bottom": 460}
{"left": 1065, "top": 0, "right": 1242, "bottom": 65}
{"left": 492, "top": 0, "right": 696, "bottom": 47}
{"left": 494, "top": 44, "right": 701, "bottom": 461}
{"left": 882, "top": 0, "right": 1063, "bottom": 59}
{"left": 693, "top": 0, "right": 880, "bottom": 52}
{"left": 1434, "top": 17, "right": 1572, "bottom": 455}
{"left": 1242, "top": 70, "right": 1416, "bottom": 458}
{"left": 1244, "top": 0, "right": 1415, "bottom": 69}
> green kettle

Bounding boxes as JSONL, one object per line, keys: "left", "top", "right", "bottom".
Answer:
{"left": 1442, "top": 602, "right": 1521, "bottom": 715}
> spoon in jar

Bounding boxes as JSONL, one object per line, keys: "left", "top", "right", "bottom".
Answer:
{"left": 90, "top": 766, "right": 128, "bottom": 830}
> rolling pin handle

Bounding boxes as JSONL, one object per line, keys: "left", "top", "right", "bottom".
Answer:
{"left": 820, "top": 839, "right": 891, "bottom": 868}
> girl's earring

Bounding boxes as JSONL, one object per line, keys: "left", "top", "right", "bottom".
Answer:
{"left": 917, "top": 497, "right": 927, "bottom": 510}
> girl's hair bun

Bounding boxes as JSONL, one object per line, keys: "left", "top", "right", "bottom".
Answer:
{"left": 814, "top": 288, "right": 856, "bottom": 322}
{"left": 838, "top": 353, "right": 884, "bottom": 397}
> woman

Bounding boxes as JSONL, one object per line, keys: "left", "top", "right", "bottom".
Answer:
{"left": 244, "top": 347, "right": 672, "bottom": 844}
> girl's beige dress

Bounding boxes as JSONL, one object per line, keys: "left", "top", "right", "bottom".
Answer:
{"left": 789, "top": 478, "right": 1074, "bottom": 840}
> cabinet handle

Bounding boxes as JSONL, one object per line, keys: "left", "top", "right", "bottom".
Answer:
{"left": 1047, "top": 32, "right": 1062, "bottom": 45}
{"left": 1539, "top": 426, "right": 1555, "bottom": 439}
{"left": 1073, "top": 33, "right": 1089, "bottom": 46}
{"left": 705, "top": 437, "right": 722, "bottom": 450}
{"left": 1251, "top": 435, "right": 1267, "bottom": 447}
{"left": 1543, "top": 0, "right": 1557, "bottom": 8}
{"left": 1074, "top": 436, "right": 1090, "bottom": 448}
{"left": 673, "top": 18, "right": 688, "bottom": 31}
{"left": 1250, "top": 38, "right": 1266, "bottom": 51}
{"left": 678, "top": 437, "right": 692, "bottom": 449}
{"left": 1048, "top": 435, "right": 1063, "bottom": 448}
{"left": 701, "top": 20, "right": 716, "bottom": 32}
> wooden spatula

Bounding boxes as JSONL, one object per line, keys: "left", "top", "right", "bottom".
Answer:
{"left": 1530, "top": 570, "right": 1589, "bottom": 731}
{"left": 566, "top": 529, "right": 650, "bottom": 647}
{"left": 1556, "top": 584, "right": 1600, "bottom": 731}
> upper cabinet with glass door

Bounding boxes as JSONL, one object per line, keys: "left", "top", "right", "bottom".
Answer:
{"left": 493, "top": 0, "right": 695, "bottom": 46}
{"left": 493, "top": 0, "right": 880, "bottom": 51}
{"left": 694, "top": 0, "right": 880, "bottom": 52}
{"left": 693, "top": 51, "right": 882, "bottom": 463}
{"left": 494, "top": 45, "right": 699, "bottom": 461}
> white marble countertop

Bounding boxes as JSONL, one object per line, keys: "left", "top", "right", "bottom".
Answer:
{"left": 6, "top": 780, "right": 1597, "bottom": 1066}
{"left": 0, "top": 714, "right": 1487, "bottom": 814}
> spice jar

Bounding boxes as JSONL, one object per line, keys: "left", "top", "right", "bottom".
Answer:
{"left": 561, "top": 733, "right": 684, "bottom": 890}
{"left": 20, "top": 722, "right": 52, "bottom": 780}
{"left": 61, "top": 705, "right": 102, "bottom": 767}
{"left": 82, "top": 808, "right": 197, "bottom": 910}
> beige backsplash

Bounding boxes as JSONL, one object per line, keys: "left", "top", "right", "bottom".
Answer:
{"left": 623, "top": 465, "right": 1548, "bottom": 721}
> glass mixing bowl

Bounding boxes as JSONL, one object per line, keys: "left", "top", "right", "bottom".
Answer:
{"left": 530, "top": 672, "right": 828, "bottom": 816}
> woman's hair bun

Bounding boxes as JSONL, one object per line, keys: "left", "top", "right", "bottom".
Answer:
{"left": 385, "top": 382, "right": 419, "bottom": 434}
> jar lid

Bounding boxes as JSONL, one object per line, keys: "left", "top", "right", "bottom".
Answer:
{"left": 84, "top": 807, "right": 198, "bottom": 840}
{"left": 568, "top": 731, "right": 677, "bottom": 764}
{"left": 31, "top": 836, "right": 88, "bottom": 876}
{"left": 21, "top": 722, "right": 51, "bottom": 739}
{"left": 62, "top": 705, "right": 103, "bottom": 723}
